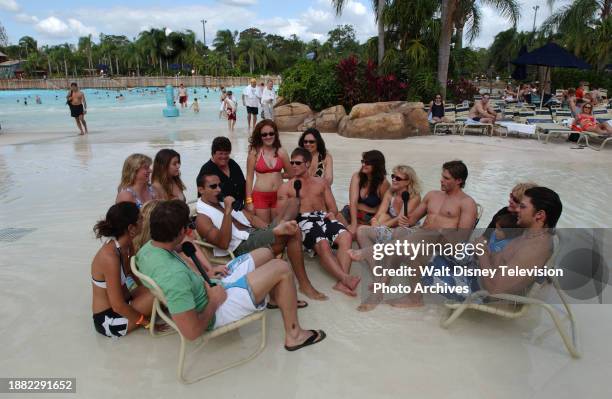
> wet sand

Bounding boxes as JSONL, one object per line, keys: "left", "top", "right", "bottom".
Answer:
{"left": 1, "top": 126, "right": 611, "bottom": 399}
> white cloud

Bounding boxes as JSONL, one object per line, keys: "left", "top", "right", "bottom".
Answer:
{"left": 0, "top": 0, "right": 19, "bottom": 12}
{"left": 14, "top": 13, "right": 38, "bottom": 24}
{"left": 35, "top": 16, "right": 96, "bottom": 39}
{"left": 217, "top": 0, "right": 258, "bottom": 6}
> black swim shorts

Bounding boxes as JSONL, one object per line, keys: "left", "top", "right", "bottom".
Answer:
{"left": 246, "top": 106, "right": 259, "bottom": 115}
{"left": 70, "top": 104, "right": 84, "bottom": 118}
{"left": 296, "top": 211, "right": 347, "bottom": 251}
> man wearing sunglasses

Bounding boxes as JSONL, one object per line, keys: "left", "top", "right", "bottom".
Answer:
{"left": 277, "top": 148, "right": 360, "bottom": 297}
{"left": 195, "top": 173, "right": 327, "bottom": 301}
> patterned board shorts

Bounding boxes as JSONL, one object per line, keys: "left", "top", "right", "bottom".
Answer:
{"left": 296, "top": 211, "right": 347, "bottom": 251}
{"left": 373, "top": 225, "right": 419, "bottom": 243}
{"left": 421, "top": 254, "right": 482, "bottom": 303}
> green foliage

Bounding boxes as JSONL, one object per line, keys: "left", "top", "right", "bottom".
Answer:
{"left": 406, "top": 69, "right": 441, "bottom": 102}
{"left": 551, "top": 69, "right": 612, "bottom": 92}
{"left": 278, "top": 60, "right": 341, "bottom": 111}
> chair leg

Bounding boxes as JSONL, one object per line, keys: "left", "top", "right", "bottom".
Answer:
{"left": 179, "top": 313, "right": 267, "bottom": 384}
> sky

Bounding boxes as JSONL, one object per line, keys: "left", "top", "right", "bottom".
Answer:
{"left": 0, "top": 0, "right": 572, "bottom": 49}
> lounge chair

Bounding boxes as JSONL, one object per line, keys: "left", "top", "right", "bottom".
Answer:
{"left": 576, "top": 131, "right": 612, "bottom": 151}
{"left": 535, "top": 123, "right": 572, "bottom": 143}
{"left": 440, "top": 236, "right": 580, "bottom": 358}
{"left": 130, "top": 257, "right": 267, "bottom": 384}
{"left": 433, "top": 104, "right": 458, "bottom": 135}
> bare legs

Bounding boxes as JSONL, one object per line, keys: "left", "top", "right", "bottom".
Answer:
{"left": 271, "top": 221, "right": 327, "bottom": 300}
{"left": 247, "top": 260, "right": 324, "bottom": 348}
{"left": 75, "top": 115, "right": 88, "bottom": 135}
{"left": 314, "top": 231, "right": 360, "bottom": 297}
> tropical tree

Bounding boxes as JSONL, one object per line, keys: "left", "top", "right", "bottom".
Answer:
{"left": 237, "top": 28, "right": 265, "bottom": 74}
{"left": 332, "top": 0, "right": 386, "bottom": 66}
{"left": 0, "top": 21, "right": 8, "bottom": 47}
{"left": 213, "top": 29, "right": 238, "bottom": 68}
{"left": 18, "top": 36, "right": 38, "bottom": 58}
{"left": 78, "top": 35, "right": 94, "bottom": 70}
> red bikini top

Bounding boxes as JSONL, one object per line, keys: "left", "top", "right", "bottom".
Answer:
{"left": 255, "top": 150, "right": 283, "bottom": 173}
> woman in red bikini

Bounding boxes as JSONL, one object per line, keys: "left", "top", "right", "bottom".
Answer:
{"left": 575, "top": 104, "right": 612, "bottom": 135}
{"left": 246, "top": 120, "right": 292, "bottom": 224}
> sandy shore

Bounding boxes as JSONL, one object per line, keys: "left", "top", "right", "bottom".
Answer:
{"left": 1, "top": 126, "right": 611, "bottom": 399}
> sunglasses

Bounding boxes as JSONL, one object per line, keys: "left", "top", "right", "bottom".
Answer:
{"left": 361, "top": 159, "right": 372, "bottom": 166}
{"left": 391, "top": 174, "right": 408, "bottom": 182}
{"left": 302, "top": 140, "right": 316, "bottom": 144}
{"left": 290, "top": 160, "right": 304, "bottom": 166}
{"left": 261, "top": 132, "right": 276, "bottom": 138}
{"left": 207, "top": 184, "right": 220, "bottom": 189}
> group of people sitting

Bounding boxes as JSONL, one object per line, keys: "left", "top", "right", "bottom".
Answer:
{"left": 90, "top": 119, "right": 564, "bottom": 354}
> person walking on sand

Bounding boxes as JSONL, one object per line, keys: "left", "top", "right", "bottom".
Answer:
{"left": 242, "top": 78, "right": 261, "bottom": 132}
{"left": 67, "top": 82, "right": 88, "bottom": 135}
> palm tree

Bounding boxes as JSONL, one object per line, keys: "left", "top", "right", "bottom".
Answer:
{"left": 18, "top": 36, "right": 38, "bottom": 58}
{"left": 78, "top": 35, "right": 94, "bottom": 70}
{"left": 213, "top": 29, "right": 238, "bottom": 68}
{"left": 437, "top": 0, "right": 521, "bottom": 97}
{"left": 453, "top": 0, "right": 520, "bottom": 50}
{"left": 333, "top": 0, "right": 385, "bottom": 65}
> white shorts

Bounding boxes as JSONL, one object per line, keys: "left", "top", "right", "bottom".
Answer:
{"left": 214, "top": 254, "right": 266, "bottom": 328}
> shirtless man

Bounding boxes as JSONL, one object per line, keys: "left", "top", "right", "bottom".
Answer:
{"left": 468, "top": 93, "right": 499, "bottom": 123}
{"left": 349, "top": 160, "right": 477, "bottom": 309}
{"left": 421, "top": 186, "right": 561, "bottom": 303}
{"left": 196, "top": 173, "right": 327, "bottom": 301}
{"left": 177, "top": 83, "right": 188, "bottom": 108}
{"left": 66, "top": 82, "right": 88, "bottom": 135}
{"left": 277, "top": 148, "right": 360, "bottom": 297}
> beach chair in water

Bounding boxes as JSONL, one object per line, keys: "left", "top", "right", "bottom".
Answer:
{"left": 440, "top": 236, "right": 580, "bottom": 358}
{"left": 131, "top": 257, "right": 266, "bottom": 384}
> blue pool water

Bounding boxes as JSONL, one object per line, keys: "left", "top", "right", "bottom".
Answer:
{"left": 0, "top": 86, "right": 245, "bottom": 134}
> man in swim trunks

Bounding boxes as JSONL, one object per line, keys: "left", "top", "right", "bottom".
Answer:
{"left": 468, "top": 93, "right": 499, "bottom": 123}
{"left": 195, "top": 173, "right": 327, "bottom": 300}
{"left": 242, "top": 78, "right": 261, "bottom": 131}
{"left": 277, "top": 148, "right": 360, "bottom": 297}
{"left": 137, "top": 200, "right": 326, "bottom": 351}
{"left": 177, "top": 83, "right": 188, "bottom": 108}
{"left": 66, "top": 82, "right": 88, "bottom": 135}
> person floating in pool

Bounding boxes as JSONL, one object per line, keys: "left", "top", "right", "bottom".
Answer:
{"left": 66, "top": 82, "right": 88, "bottom": 135}
{"left": 35, "top": 95, "right": 42, "bottom": 104}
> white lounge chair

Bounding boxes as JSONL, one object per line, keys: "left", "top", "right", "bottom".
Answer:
{"left": 131, "top": 257, "right": 266, "bottom": 384}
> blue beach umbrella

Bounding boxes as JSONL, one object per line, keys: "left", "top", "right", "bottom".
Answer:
{"left": 511, "top": 46, "right": 528, "bottom": 81}
{"left": 512, "top": 42, "right": 591, "bottom": 107}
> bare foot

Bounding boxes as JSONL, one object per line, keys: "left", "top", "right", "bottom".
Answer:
{"left": 347, "top": 248, "right": 364, "bottom": 262}
{"left": 79, "top": 132, "right": 84, "bottom": 136}
{"left": 273, "top": 220, "right": 299, "bottom": 236}
{"left": 299, "top": 285, "right": 329, "bottom": 301}
{"left": 343, "top": 274, "right": 361, "bottom": 291}
{"left": 357, "top": 293, "right": 383, "bottom": 312}
{"left": 332, "top": 281, "right": 357, "bottom": 297}
{"left": 385, "top": 295, "right": 423, "bottom": 308}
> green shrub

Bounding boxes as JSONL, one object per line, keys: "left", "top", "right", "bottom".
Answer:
{"left": 279, "top": 60, "right": 341, "bottom": 111}
{"left": 551, "top": 69, "right": 611, "bottom": 92}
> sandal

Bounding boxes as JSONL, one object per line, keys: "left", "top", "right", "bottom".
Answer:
{"left": 284, "top": 330, "right": 326, "bottom": 352}
{"left": 267, "top": 300, "right": 308, "bottom": 310}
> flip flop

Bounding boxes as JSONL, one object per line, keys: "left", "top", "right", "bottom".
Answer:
{"left": 266, "top": 300, "right": 308, "bottom": 310}
{"left": 284, "top": 330, "right": 326, "bottom": 352}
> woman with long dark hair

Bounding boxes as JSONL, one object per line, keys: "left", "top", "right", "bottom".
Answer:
{"left": 91, "top": 202, "right": 155, "bottom": 338}
{"left": 151, "top": 149, "right": 187, "bottom": 201}
{"left": 339, "top": 150, "right": 390, "bottom": 236}
{"left": 245, "top": 120, "right": 292, "bottom": 224}
{"left": 298, "top": 128, "right": 334, "bottom": 185}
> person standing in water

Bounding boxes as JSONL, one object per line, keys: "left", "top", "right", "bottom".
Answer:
{"left": 67, "top": 82, "right": 88, "bottom": 135}
{"left": 177, "top": 83, "right": 188, "bottom": 108}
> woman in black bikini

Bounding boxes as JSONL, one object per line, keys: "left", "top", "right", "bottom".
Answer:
{"left": 298, "top": 128, "right": 334, "bottom": 186}
{"left": 91, "top": 202, "right": 155, "bottom": 338}
{"left": 339, "top": 150, "right": 390, "bottom": 236}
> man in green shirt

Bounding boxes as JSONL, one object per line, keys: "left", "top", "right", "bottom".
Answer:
{"left": 136, "top": 200, "right": 326, "bottom": 351}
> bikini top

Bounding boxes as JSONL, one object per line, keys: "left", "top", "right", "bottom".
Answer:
{"left": 92, "top": 239, "right": 129, "bottom": 289}
{"left": 387, "top": 193, "right": 400, "bottom": 218}
{"left": 358, "top": 189, "right": 382, "bottom": 208}
{"left": 255, "top": 150, "right": 283, "bottom": 174}
{"left": 314, "top": 153, "right": 325, "bottom": 178}
{"left": 122, "top": 185, "right": 155, "bottom": 209}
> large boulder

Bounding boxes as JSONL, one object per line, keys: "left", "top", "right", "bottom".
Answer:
{"left": 348, "top": 101, "right": 404, "bottom": 120}
{"left": 338, "top": 101, "right": 429, "bottom": 139}
{"left": 301, "top": 105, "right": 347, "bottom": 132}
{"left": 273, "top": 96, "right": 288, "bottom": 108}
{"left": 274, "top": 103, "right": 313, "bottom": 131}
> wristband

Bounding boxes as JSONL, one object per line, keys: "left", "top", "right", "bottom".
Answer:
{"left": 245, "top": 197, "right": 253, "bottom": 204}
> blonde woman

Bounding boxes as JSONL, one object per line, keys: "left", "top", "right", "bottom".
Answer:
{"left": 151, "top": 149, "right": 187, "bottom": 201}
{"left": 116, "top": 153, "right": 155, "bottom": 209}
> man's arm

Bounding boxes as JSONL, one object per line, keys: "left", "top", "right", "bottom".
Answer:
{"left": 276, "top": 183, "right": 291, "bottom": 218}
{"left": 406, "top": 193, "right": 429, "bottom": 226}
{"left": 195, "top": 207, "right": 233, "bottom": 250}
{"left": 172, "top": 283, "right": 226, "bottom": 341}
{"left": 82, "top": 93, "right": 87, "bottom": 110}
{"left": 458, "top": 198, "right": 478, "bottom": 230}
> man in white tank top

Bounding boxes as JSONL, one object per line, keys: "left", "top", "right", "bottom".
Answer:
{"left": 195, "top": 173, "right": 327, "bottom": 301}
